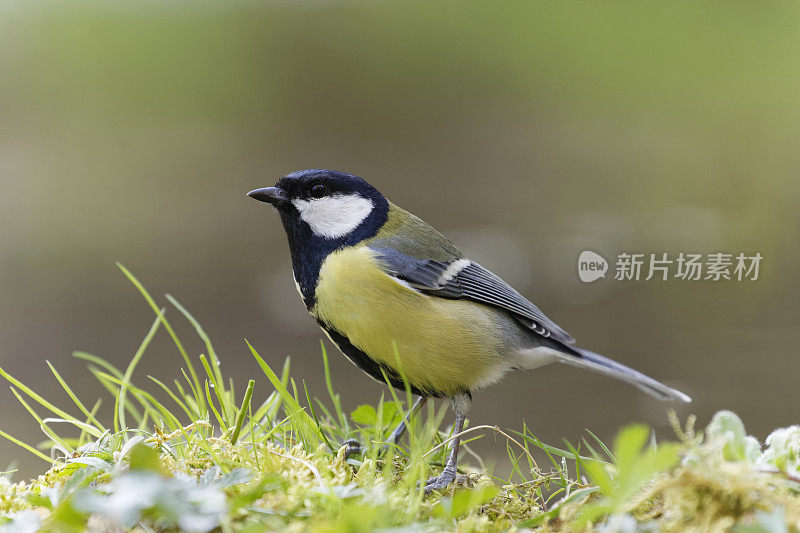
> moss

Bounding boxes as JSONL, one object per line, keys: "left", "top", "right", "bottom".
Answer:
{"left": 1, "top": 274, "right": 798, "bottom": 531}
{"left": 3, "top": 408, "right": 800, "bottom": 531}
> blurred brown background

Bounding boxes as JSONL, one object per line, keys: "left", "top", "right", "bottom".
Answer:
{"left": 1, "top": 1, "right": 799, "bottom": 477}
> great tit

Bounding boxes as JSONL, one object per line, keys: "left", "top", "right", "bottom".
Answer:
{"left": 248, "top": 169, "right": 690, "bottom": 492}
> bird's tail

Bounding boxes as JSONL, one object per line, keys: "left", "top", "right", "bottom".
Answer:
{"left": 556, "top": 347, "right": 691, "bottom": 403}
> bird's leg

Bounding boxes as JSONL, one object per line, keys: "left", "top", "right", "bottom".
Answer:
{"left": 424, "top": 393, "right": 470, "bottom": 493}
{"left": 342, "top": 396, "right": 427, "bottom": 459}
{"left": 384, "top": 396, "right": 427, "bottom": 449}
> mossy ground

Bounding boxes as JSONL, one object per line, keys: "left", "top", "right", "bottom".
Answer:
{"left": 1, "top": 268, "right": 798, "bottom": 532}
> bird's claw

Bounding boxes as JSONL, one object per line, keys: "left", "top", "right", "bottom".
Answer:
{"left": 340, "top": 438, "right": 363, "bottom": 459}
{"left": 422, "top": 466, "right": 459, "bottom": 494}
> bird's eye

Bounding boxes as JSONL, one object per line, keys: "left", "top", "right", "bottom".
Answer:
{"left": 309, "top": 183, "right": 327, "bottom": 198}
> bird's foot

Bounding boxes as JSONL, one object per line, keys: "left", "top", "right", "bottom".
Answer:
{"left": 339, "top": 438, "right": 363, "bottom": 459}
{"left": 339, "top": 438, "right": 400, "bottom": 460}
{"left": 376, "top": 442, "right": 397, "bottom": 458}
{"left": 423, "top": 466, "right": 459, "bottom": 494}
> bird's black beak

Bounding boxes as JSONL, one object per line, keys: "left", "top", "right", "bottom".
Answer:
{"left": 247, "top": 187, "right": 287, "bottom": 206}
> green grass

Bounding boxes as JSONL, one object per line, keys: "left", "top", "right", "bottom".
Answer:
{"left": 0, "top": 266, "right": 799, "bottom": 532}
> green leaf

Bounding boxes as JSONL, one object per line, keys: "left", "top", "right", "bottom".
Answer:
{"left": 706, "top": 410, "right": 762, "bottom": 462}
{"left": 518, "top": 487, "right": 599, "bottom": 528}
{"left": 581, "top": 457, "right": 614, "bottom": 497}
{"left": 574, "top": 423, "right": 682, "bottom": 526}
{"left": 66, "top": 457, "right": 112, "bottom": 471}
{"left": 229, "top": 475, "right": 286, "bottom": 512}
{"left": 379, "top": 401, "right": 400, "bottom": 427}
{"left": 128, "top": 443, "right": 164, "bottom": 474}
{"left": 613, "top": 423, "right": 650, "bottom": 471}
{"left": 435, "top": 485, "right": 499, "bottom": 520}
{"left": 350, "top": 405, "right": 377, "bottom": 426}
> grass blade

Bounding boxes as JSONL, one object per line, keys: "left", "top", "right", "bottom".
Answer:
{"left": 246, "top": 340, "right": 322, "bottom": 446}
{"left": 46, "top": 361, "right": 106, "bottom": 433}
{"left": 200, "top": 354, "right": 230, "bottom": 426}
{"left": 205, "top": 380, "right": 226, "bottom": 428}
{"left": 117, "top": 263, "right": 204, "bottom": 414}
{"left": 230, "top": 380, "right": 255, "bottom": 445}
{"left": 72, "top": 352, "right": 124, "bottom": 379}
{"left": 10, "top": 387, "right": 73, "bottom": 455}
{"left": 0, "top": 428, "right": 54, "bottom": 464}
{"left": 90, "top": 368, "right": 144, "bottom": 425}
{"left": 303, "top": 380, "right": 334, "bottom": 452}
{"left": 115, "top": 312, "right": 163, "bottom": 434}
{"left": 320, "top": 341, "right": 348, "bottom": 432}
{"left": 97, "top": 371, "right": 183, "bottom": 432}
{"left": 0, "top": 365, "right": 102, "bottom": 438}
{"left": 586, "top": 429, "right": 615, "bottom": 461}
{"left": 147, "top": 376, "right": 194, "bottom": 421}
{"left": 166, "top": 294, "right": 226, "bottom": 389}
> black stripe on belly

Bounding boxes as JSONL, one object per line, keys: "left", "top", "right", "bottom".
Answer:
{"left": 315, "top": 319, "right": 449, "bottom": 398}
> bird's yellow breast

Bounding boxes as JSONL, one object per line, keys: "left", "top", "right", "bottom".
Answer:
{"left": 311, "top": 246, "right": 511, "bottom": 396}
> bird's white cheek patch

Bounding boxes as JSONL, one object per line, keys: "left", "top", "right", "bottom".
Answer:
{"left": 292, "top": 194, "right": 374, "bottom": 238}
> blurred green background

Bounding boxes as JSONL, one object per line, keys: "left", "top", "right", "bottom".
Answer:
{"left": 1, "top": 1, "right": 799, "bottom": 477}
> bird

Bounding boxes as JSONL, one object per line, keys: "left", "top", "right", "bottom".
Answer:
{"left": 248, "top": 169, "right": 691, "bottom": 493}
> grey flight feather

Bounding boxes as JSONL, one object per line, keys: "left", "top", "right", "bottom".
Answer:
{"left": 371, "top": 247, "right": 576, "bottom": 344}
{"left": 372, "top": 246, "right": 691, "bottom": 403}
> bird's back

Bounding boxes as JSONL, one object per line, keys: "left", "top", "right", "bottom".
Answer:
{"left": 364, "top": 203, "right": 463, "bottom": 262}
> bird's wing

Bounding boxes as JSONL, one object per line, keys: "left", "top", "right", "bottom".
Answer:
{"left": 371, "top": 247, "right": 575, "bottom": 344}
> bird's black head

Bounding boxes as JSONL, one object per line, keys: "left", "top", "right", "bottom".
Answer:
{"left": 248, "top": 169, "right": 390, "bottom": 306}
